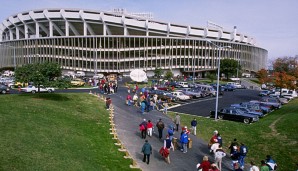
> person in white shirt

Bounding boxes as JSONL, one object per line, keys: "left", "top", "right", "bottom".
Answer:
{"left": 249, "top": 161, "right": 260, "bottom": 171}
{"left": 214, "top": 145, "right": 226, "bottom": 171}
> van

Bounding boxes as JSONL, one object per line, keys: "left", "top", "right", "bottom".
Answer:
{"left": 281, "top": 89, "right": 297, "bottom": 98}
{"left": 227, "top": 82, "right": 242, "bottom": 89}
{"left": 75, "top": 71, "right": 85, "bottom": 77}
{"left": 196, "top": 84, "right": 216, "bottom": 96}
{"left": 178, "top": 82, "right": 189, "bottom": 88}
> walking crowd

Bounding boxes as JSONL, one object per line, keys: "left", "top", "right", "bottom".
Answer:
{"left": 122, "top": 83, "right": 279, "bottom": 171}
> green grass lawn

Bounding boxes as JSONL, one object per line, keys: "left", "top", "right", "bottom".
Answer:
{"left": 0, "top": 93, "right": 134, "bottom": 171}
{"left": 168, "top": 99, "right": 298, "bottom": 170}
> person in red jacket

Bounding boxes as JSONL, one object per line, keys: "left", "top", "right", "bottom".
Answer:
{"left": 197, "top": 156, "right": 211, "bottom": 171}
{"left": 147, "top": 120, "right": 153, "bottom": 137}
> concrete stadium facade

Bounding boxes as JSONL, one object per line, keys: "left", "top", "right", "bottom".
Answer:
{"left": 0, "top": 8, "right": 267, "bottom": 77}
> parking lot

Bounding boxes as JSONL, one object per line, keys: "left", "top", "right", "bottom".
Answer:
{"left": 168, "top": 89, "right": 260, "bottom": 117}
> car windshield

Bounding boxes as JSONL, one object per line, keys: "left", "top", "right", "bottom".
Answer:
{"left": 235, "top": 109, "right": 245, "bottom": 114}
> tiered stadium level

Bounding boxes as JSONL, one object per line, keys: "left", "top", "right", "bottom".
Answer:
{"left": 0, "top": 9, "right": 267, "bottom": 76}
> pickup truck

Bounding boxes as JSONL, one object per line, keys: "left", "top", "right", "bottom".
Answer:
{"left": 21, "top": 85, "right": 55, "bottom": 94}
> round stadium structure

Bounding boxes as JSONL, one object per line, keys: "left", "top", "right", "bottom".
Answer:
{"left": 0, "top": 8, "right": 267, "bottom": 77}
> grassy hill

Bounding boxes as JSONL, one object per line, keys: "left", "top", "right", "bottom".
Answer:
{"left": 0, "top": 93, "right": 133, "bottom": 171}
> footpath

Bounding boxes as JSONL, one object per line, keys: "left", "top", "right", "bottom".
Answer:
{"left": 102, "top": 85, "right": 234, "bottom": 171}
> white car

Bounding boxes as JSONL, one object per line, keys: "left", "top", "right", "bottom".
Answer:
{"left": 171, "top": 91, "right": 191, "bottom": 101}
{"left": 21, "top": 85, "right": 55, "bottom": 94}
{"left": 178, "top": 82, "right": 189, "bottom": 88}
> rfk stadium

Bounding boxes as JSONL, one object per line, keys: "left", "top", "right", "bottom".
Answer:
{"left": 0, "top": 8, "right": 267, "bottom": 77}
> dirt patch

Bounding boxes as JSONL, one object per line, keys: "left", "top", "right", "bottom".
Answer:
{"left": 269, "top": 116, "right": 283, "bottom": 136}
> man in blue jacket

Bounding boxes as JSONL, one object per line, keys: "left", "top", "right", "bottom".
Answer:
{"left": 238, "top": 142, "right": 248, "bottom": 169}
{"left": 180, "top": 131, "right": 189, "bottom": 153}
{"left": 190, "top": 118, "right": 197, "bottom": 135}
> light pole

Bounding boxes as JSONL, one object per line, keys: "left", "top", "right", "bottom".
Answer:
{"left": 0, "top": 44, "right": 16, "bottom": 70}
{"left": 206, "top": 40, "right": 231, "bottom": 120}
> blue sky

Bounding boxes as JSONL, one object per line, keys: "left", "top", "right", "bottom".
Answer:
{"left": 1, "top": 0, "right": 297, "bottom": 61}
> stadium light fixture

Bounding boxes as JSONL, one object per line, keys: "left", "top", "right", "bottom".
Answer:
{"left": 206, "top": 40, "right": 231, "bottom": 121}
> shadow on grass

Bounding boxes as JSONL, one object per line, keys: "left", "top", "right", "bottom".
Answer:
{"left": 19, "top": 93, "right": 71, "bottom": 101}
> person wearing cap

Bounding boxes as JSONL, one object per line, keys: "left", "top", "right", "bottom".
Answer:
{"left": 156, "top": 119, "right": 165, "bottom": 139}
{"left": 174, "top": 113, "right": 181, "bottom": 131}
{"left": 163, "top": 135, "right": 174, "bottom": 163}
{"left": 208, "top": 130, "right": 218, "bottom": 149}
{"left": 141, "top": 140, "right": 152, "bottom": 164}
{"left": 139, "top": 119, "right": 147, "bottom": 139}
{"left": 190, "top": 118, "right": 197, "bottom": 135}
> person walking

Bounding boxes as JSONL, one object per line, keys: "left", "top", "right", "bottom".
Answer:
{"left": 214, "top": 145, "right": 226, "bottom": 171}
{"left": 229, "top": 138, "right": 239, "bottom": 154}
{"left": 139, "top": 119, "right": 147, "bottom": 139}
{"left": 105, "top": 97, "right": 112, "bottom": 110}
{"left": 156, "top": 119, "right": 165, "bottom": 139}
{"left": 249, "top": 161, "right": 260, "bottom": 171}
{"left": 141, "top": 140, "right": 152, "bottom": 165}
{"left": 265, "top": 155, "right": 277, "bottom": 171}
{"left": 190, "top": 118, "right": 197, "bottom": 135}
{"left": 238, "top": 143, "right": 248, "bottom": 170}
{"left": 180, "top": 130, "right": 189, "bottom": 153}
{"left": 174, "top": 113, "right": 181, "bottom": 131}
{"left": 163, "top": 135, "right": 174, "bottom": 163}
{"left": 147, "top": 120, "right": 153, "bottom": 137}
{"left": 217, "top": 133, "right": 223, "bottom": 146}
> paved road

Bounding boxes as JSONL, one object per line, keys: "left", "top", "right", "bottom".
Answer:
{"left": 169, "top": 89, "right": 261, "bottom": 117}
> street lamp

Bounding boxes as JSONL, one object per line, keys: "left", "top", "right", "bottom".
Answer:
{"left": 0, "top": 44, "right": 16, "bottom": 70}
{"left": 206, "top": 40, "right": 231, "bottom": 120}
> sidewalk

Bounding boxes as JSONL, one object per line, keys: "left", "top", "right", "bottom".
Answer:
{"left": 107, "top": 86, "right": 233, "bottom": 171}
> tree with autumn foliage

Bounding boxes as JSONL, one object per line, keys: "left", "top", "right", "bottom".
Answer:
{"left": 271, "top": 56, "right": 298, "bottom": 90}
{"left": 256, "top": 68, "right": 272, "bottom": 84}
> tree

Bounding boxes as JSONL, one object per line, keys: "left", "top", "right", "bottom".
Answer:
{"left": 220, "top": 59, "right": 238, "bottom": 80}
{"left": 206, "top": 72, "right": 216, "bottom": 83}
{"left": 15, "top": 62, "right": 62, "bottom": 92}
{"left": 164, "top": 70, "right": 174, "bottom": 80}
{"left": 154, "top": 68, "right": 163, "bottom": 78}
{"left": 272, "top": 56, "right": 298, "bottom": 89}
{"left": 256, "top": 69, "right": 272, "bottom": 84}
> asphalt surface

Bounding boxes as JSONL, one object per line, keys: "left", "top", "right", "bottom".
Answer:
{"left": 169, "top": 89, "right": 261, "bottom": 117}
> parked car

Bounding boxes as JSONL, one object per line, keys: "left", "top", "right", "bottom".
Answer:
{"left": 71, "top": 78, "right": 85, "bottom": 86}
{"left": 233, "top": 107, "right": 264, "bottom": 118}
{"left": 259, "top": 90, "right": 271, "bottom": 96}
{"left": 21, "top": 85, "right": 55, "bottom": 94}
{"left": 149, "top": 90, "right": 177, "bottom": 102}
{"left": 248, "top": 101, "right": 272, "bottom": 114}
{"left": 231, "top": 102, "right": 267, "bottom": 114}
{"left": 227, "top": 82, "right": 242, "bottom": 89}
{"left": 181, "top": 88, "right": 203, "bottom": 98}
{"left": 260, "top": 97, "right": 282, "bottom": 109}
{"left": 0, "top": 84, "right": 10, "bottom": 94}
{"left": 210, "top": 107, "right": 259, "bottom": 124}
{"left": 222, "top": 84, "right": 236, "bottom": 91}
{"left": 196, "top": 84, "right": 216, "bottom": 96}
{"left": 178, "top": 82, "right": 189, "bottom": 88}
{"left": 171, "top": 91, "right": 191, "bottom": 101}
